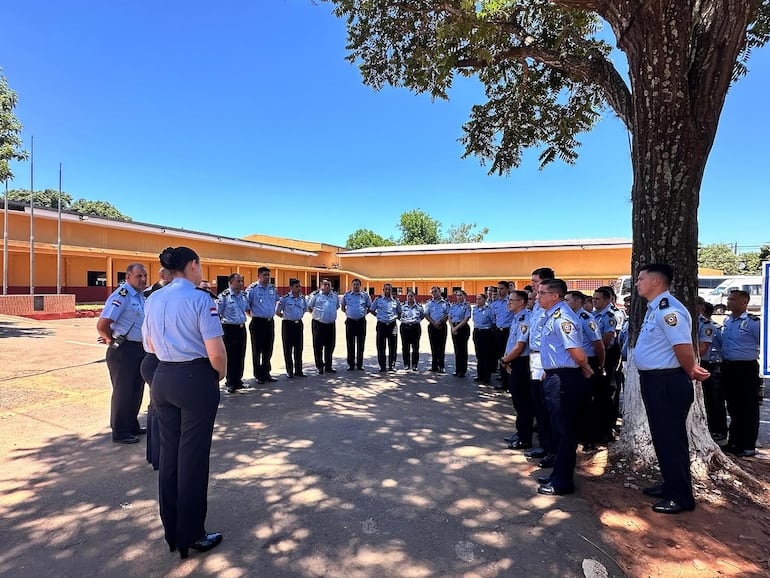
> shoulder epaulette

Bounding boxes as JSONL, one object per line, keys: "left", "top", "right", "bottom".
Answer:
{"left": 220, "top": 289, "right": 231, "bottom": 297}
{"left": 748, "top": 313, "right": 760, "bottom": 321}
{"left": 247, "top": 281, "right": 258, "bottom": 289}
{"left": 659, "top": 298, "right": 669, "bottom": 310}
{"left": 553, "top": 307, "right": 562, "bottom": 319}
{"left": 606, "top": 310, "right": 615, "bottom": 318}
{"left": 196, "top": 287, "right": 215, "bottom": 299}
{"left": 118, "top": 287, "right": 128, "bottom": 297}
{"left": 580, "top": 311, "right": 589, "bottom": 319}
{"left": 518, "top": 313, "right": 526, "bottom": 321}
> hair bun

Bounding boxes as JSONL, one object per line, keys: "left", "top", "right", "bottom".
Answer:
{"left": 159, "top": 247, "right": 178, "bottom": 270}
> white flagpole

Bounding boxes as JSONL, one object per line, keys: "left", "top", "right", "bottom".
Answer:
{"left": 3, "top": 179, "right": 8, "bottom": 295}
{"left": 57, "top": 162, "right": 62, "bottom": 294}
{"left": 29, "top": 135, "right": 34, "bottom": 295}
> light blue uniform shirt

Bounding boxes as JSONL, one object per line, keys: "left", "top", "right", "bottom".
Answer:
{"left": 216, "top": 289, "right": 248, "bottom": 325}
{"left": 341, "top": 291, "right": 373, "bottom": 320}
{"left": 277, "top": 293, "right": 308, "bottom": 321}
{"left": 142, "top": 278, "right": 224, "bottom": 362}
{"left": 491, "top": 296, "right": 514, "bottom": 328}
{"left": 400, "top": 303, "right": 424, "bottom": 325}
{"left": 308, "top": 291, "right": 339, "bottom": 323}
{"left": 528, "top": 302, "right": 547, "bottom": 352}
{"left": 594, "top": 305, "right": 618, "bottom": 345}
{"left": 247, "top": 282, "right": 279, "bottom": 319}
{"left": 619, "top": 318, "right": 629, "bottom": 361}
{"left": 634, "top": 291, "right": 693, "bottom": 371}
{"left": 709, "top": 327, "right": 723, "bottom": 363}
{"left": 721, "top": 311, "right": 760, "bottom": 361}
{"left": 541, "top": 302, "right": 583, "bottom": 369}
{"left": 424, "top": 298, "right": 449, "bottom": 323}
{"left": 371, "top": 296, "right": 402, "bottom": 323}
{"left": 506, "top": 309, "right": 531, "bottom": 356}
{"left": 472, "top": 303, "right": 494, "bottom": 329}
{"left": 576, "top": 309, "right": 603, "bottom": 357}
{"left": 697, "top": 315, "right": 716, "bottom": 346}
{"left": 100, "top": 283, "right": 145, "bottom": 342}
{"left": 449, "top": 302, "right": 471, "bottom": 324}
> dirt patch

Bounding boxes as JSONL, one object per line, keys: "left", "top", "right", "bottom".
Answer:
{"left": 578, "top": 448, "right": 770, "bottom": 577}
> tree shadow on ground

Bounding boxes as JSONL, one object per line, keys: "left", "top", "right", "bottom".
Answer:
{"left": 0, "top": 320, "right": 53, "bottom": 339}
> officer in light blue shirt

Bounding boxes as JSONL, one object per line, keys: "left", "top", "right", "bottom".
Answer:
{"left": 720, "top": 289, "right": 761, "bottom": 457}
{"left": 277, "top": 279, "right": 308, "bottom": 378}
{"left": 217, "top": 273, "right": 249, "bottom": 392}
{"left": 528, "top": 267, "right": 556, "bottom": 462}
{"left": 341, "top": 279, "right": 373, "bottom": 370}
{"left": 307, "top": 279, "right": 339, "bottom": 373}
{"left": 246, "top": 267, "right": 280, "bottom": 383}
{"left": 370, "top": 284, "right": 402, "bottom": 371}
{"left": 425, "top": 287, "right": 450, "bottom": 372}
{"left": 500, "top": 291, "right": 534, "bottom": 448}
{"left": 449, "top": 291, "right": 472, "bottom": 377}
{"left": 399, "top": 290, "right": 424, "bottom": 370}
{"left": 97, "top": 263, "right": 148, "bottom": 444}
{"left": 472, "top": 294, "right": 496, "bottom": 384}
{"left": 491, "top": 281, "right": 515, "bottom": 380}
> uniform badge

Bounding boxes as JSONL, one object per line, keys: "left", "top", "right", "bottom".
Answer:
{"left": 664, "top": 313, "right": 678, "bottom": 326}
{"left": 589, "top": 321, "right": 597, "bottom": 332}
{"left": 609, "top": 318, "right": 617, "bottom": 328}
{"left": 561, "top": 321, "right": 574, "bottom": 334}
{"left": 521, "top": 324, "right": 528, "bottom": 335}
{"left": 119, "top": 288, "right": 128, "bottom": 297}
{"left": 705, "top": 328, "right": 713, "bottom": 336}
{"left": 553, "top": 308, "right": 562, "bottom": 319}
{"left": 660, "top": 298, "right": 669, "bottom": 310}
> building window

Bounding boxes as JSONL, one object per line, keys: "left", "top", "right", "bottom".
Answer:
{"left": 87, "top": 271, "right": 107, "bottom": 287}
{"left": 117, "top": 272, "right": 126, "bottom": 284}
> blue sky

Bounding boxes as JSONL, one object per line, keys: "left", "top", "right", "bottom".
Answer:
{"left": 3, "top": 1, "right": 769, "bottom": 251}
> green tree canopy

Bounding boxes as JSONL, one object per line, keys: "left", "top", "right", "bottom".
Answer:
{"left": 70, "top": 199, "right": 131, "bottom": 221}
{"left": 698, "top": 244, "right": 740, "bottom": 274}
{"left": 0, "top": 69, "right": 28, "bottom": 182}
{"left": 345, "top": 228, "right": 395, "bottom": 249}
{"left": 7, "top": 188, "right": 132, "bottom": 220}
{"left": 444, "top": 222, "right": 489, "bottom": 244}
{"left": 398, "top": 209, "right": 442, "bottom": 245}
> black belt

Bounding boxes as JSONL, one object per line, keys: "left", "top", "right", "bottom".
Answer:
{"left": 531, "top": 350, "right": 540, "bottom": 354}
{"left": 544, "top": 367, "right": 581, "bottom": 375}
{"left": 474, "top": 327, "right": 493, "bottom": 331}
{"left": 284, "top": 319, "right": 303, "bottom": 324}
{"left": 722, "top": 359, "right": 756, "bottom": 363}
{"left": 159, "top": 357, "right": 208, "bottom": 366}
{"left": 638, "top": 368, "right": 684, "bottom": 375}
{"left": 223, "top": 322, "right": 245, "bottom": 327}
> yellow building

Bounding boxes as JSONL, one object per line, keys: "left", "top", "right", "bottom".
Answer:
{"left": 0, "top": 200, "right": 631, "bottom": 305}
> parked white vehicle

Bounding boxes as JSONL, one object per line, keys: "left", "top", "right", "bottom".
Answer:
{"left": 617, "top": 274, "right": 732, "bottom": 300}
{"left": 705, "top": 276, "right": 763, "bottom": 314}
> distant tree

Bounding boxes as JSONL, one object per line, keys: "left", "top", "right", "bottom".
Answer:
{"left": 70, "top": 199, "right": 131, "bottom": 221}
{"left": 345, "top": 228, "right": 395, "bottom": 249}
{"left": 8, "top": 188, "right": 73, "bottom": 209}
{"left": 398, "top": 209, "right": 441, "bottom": 245}
{"left": 739, "top": 252, "right": 761, "bottom": 274}
{"left": 759, "top": 244, "right": 770, "bottom": 261}
{"left": 698, "top": 244, "right": 740, "bottom": 274}
{"left": 444, "top": 222, "right": 489, "bottom": 244}
{"left": 0, "top": 69, "right": 28, "bottom": 182}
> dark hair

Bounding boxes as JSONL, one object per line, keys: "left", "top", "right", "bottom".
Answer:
{"left": 523, "top": 285, "right": 533, "bottom": 292}
{"left": 532, "top": 267, "right": 555, "bottom": 280}
{"left": 729, "top": 289, "right": 750, "bottom": 302}
{"left": 159, "top": 246, "right": 199, "bottom": 272}
{"left": 541, "top": 278, "right": 567, "bottom": 297}
{"left": 352, "top": 278, "right": 361, "bottom": 284}
{"left": 639, "top": 263, "right": 673, "bottom": 285}
{"left": 566, "top": 290, "right": 586, "bottom": 303}
{"left": 289, "top": 278, "right": 301, "bottom": 286}
{"left": 498, "top": 280, "right": 510, "bottom": 287}
{"left": 228, "top": 273, "right": 242, "bottom": 282}
{"left": 597, "top": 285, "right": 616, "bottom": 298}
{"left": 512, "top": 290, "right": 529, "bottom": 301}
{"left": 126, "top": 262, "right": 145, "bottom": 274}
{"left": 258, "top": 266, "right": 270, "bottom": 275}
{"left": 703, "top": 302, "right": 714, "bottom": 316}
{"left": 593, "top": 287, "right": 613, "bottom": 300}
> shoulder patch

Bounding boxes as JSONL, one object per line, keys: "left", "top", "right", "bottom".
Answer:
{"left": 705, "top": 327, "right": 713, "bottom": 336}
{"left": 561, "top": 321, "right": 574, "bottom": 334}
{"left": 664, "top": 313, "right": 678, "bottom": 326}
{"left": 659, "top": 298, "right": 669, "bottom": 310}
{"left": 608, "top": 318, "right": 617, "bottom": 328}
{"left": 588, "top": 321, "right": 598, "bottom": 332}
{"left": 520, "top": 324, "right": 529, "bottom": 335}
{"left": 748, "top": 313, "right": 760, "bottom": 321}
{"left": 580, "top": 311, "right": 589, "bottom": 319}
{"left": 118, "top": 287, "right": 128, "bottom": 297}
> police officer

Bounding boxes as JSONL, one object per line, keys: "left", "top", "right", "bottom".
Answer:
{"left": 142, "top": 246, "right": 225, "bottom": 558}
{"left": 536, "top": 279, "right": 594, "bottom": 497}
{"left": 565, "top": 291, "right": 606, "bottom": 451}
{"left": 246, "top": 266, "right": 279, "bottom": 384}
{"left": 472, "top": 293, "right": 495, "bottom": 385}
{"left": 721, "top": 289, "right": 761, "bottom": 458}
{"left": 501, "top": 290, "right": 533, "bottom": 449}
{"left": 696, "top": 298, "right": 727, "bottom": 440}
{"left": 341, "top": 279, "right": 373, "bottom": 371}
{"left": 449, "top": 290, "right": 472, "bottom": 377}
{"left": 144, "top": 267, "right": 172, "bottom": 297}
{"left": 217, "top": 273, "right": 249, "bottom": 393}
{"left": 425, "top": 286, "right": 449, "bottom": 373}
{"left": 276, "top": 278, "right": 308, "bottom": 378}
{"left": 370, "top": 283, "right": 402, "bottom": 372}
{"left": 307, "top": 278, "right": 339, "bottom": 374}
{"left": 635, "top": 263, "right": 709, "bottom": 514}
{"left": 96, "top": 263, "right": 148, "bottom": 444}
{"left": 490, "top": 281, "right": 514, "bottom": 387}
{"left": 399, "top": 289, "right": 424, "bottom": 371}
{"left": 592, "top": 287, "right": 619, "bottom": 442}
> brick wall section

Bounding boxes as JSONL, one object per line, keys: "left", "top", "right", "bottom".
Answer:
{"left": 0, "top": 295, "right": 77, "bottom": 320}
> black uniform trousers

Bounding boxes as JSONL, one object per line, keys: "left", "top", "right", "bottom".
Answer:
{"left": 595, "top": 347, "right": 619, "bottom": 442}
{"left": 509, "top": 355, "right": 534, "bottom": 444}
{"left": 400, "top": 322, "right": 421, "bottom": 368}
{"left": 495, "top": 327, "right": 511, "bottom": 374}
{"left": 605, "top": 343, "right": 622, "bottom": 433}
{"left": 428, "top": 323, "right": 447, "bottom": 371}
{"left": 472, "top": 328, "right": 495, "bottom": 383}
{"left": 530, "top": 353, "right": 553, "bottom": 454}
{"left": 106, "top": 340, "right": 146, "bottom": 440}
{"left": 639, "top": 368, "right": 695, "bottom": 509}
{"left": 700, "top": 360, "right": 727, "bottom": 436}
{"left": 543, "top": 367, "right": 591, "bottom": 492}
{"left": 722, "top": 359, "right": 761, "bottom": 451}
{"left": 140, "top": 353, "right": 161, "bottom": 470}
{"left": 282, "top": 319, "right": 304, "bottom": 376}
{"left": 311, "top": 319, "right": 336, "bottom": 371}
{"left": 249, "top": 317, "right": 275, "bottom": 381}
{"left": 345, "top": 317, "right": 367, "bottom": 370}
{"left": 222, "top": 323, "right": 247, "bottom": 388}
{"left": 152, "top": 358, "right": 220, "bottom": 550}
{"left": 451, "top": 324, "right": 470, "bottom": 375}
{"left": 581, "top": 355, "right": 605, "bottom": 444}
{"left": 376, "top": 320, "right": 398, "bottom": 370}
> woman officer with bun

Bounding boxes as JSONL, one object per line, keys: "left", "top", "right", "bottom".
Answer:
{"left": 142, "top": 247, "right": 227, "bottom": 559}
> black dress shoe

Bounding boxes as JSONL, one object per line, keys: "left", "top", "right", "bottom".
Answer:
{"left": 226, "top": 387, "right": 237, "bottom": 393}
{"left": 317, "top": 368, "right": 324, "bottom": 375}
{"left": 508, "top": 440, "right": 533, "bottom": 450}
{"left": 356, "top": 366, "right": 364, "bottom": 370}
{"left": 642, "top": 485, "right": 666, "bottom": 498}
{"left": 113, "top": 435, "right": 140, "bottom": 444}
{"left": 732, "top": 449, "right": 757, "bottom": 458}
{"left": 473, "top": 376, "right": 481, "bottom": 382}
{"left": 538, "top": 454, "right": 556, "bottom": 468}
{"left": 537, "top": 475, "right": 552, "bottom": 485}
{"left": 537, "top": 483, "right": 574, "bottom": 496}
{"left": 493, "top": 385, "right": 507, "bottom": 391}
{"left": 503, "top": 434, "right": 519, "bottom": 444}
{"left": 378, "top": 368, "right": 387, "bottom": 373}
{"left": 286, "top": 374, "right": 294, "bottom": 379}
{"left": 266, "top": 376, "right": 278, "bottom": 382}
{"left": 437, "top": 368, "right": 446, "bottom": 373}
{"left": 347, "top": 367, "right": 355, "bottom": 371}
{"left": 178, "top": 531, "right": 223, "bottom": 559}
{"left": 711, "top": 432, "right": 727, "bottom": 441}
{"left": 326, "top": 368, "right": 338, "bottom": 373}
{"left": 256, "top": 379, "right": 265, "bottom": 385}
{"left": 295, "top": 372, "right": 306, "bottom": 377}
{"left": 132, "top": 427, "right": 147, "bottom": 435}
{"left": 651, "top": 499, "right": 693, "bottom": 514}
{"left": 525, "top": 448, "right": 546, "bottom": 459}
